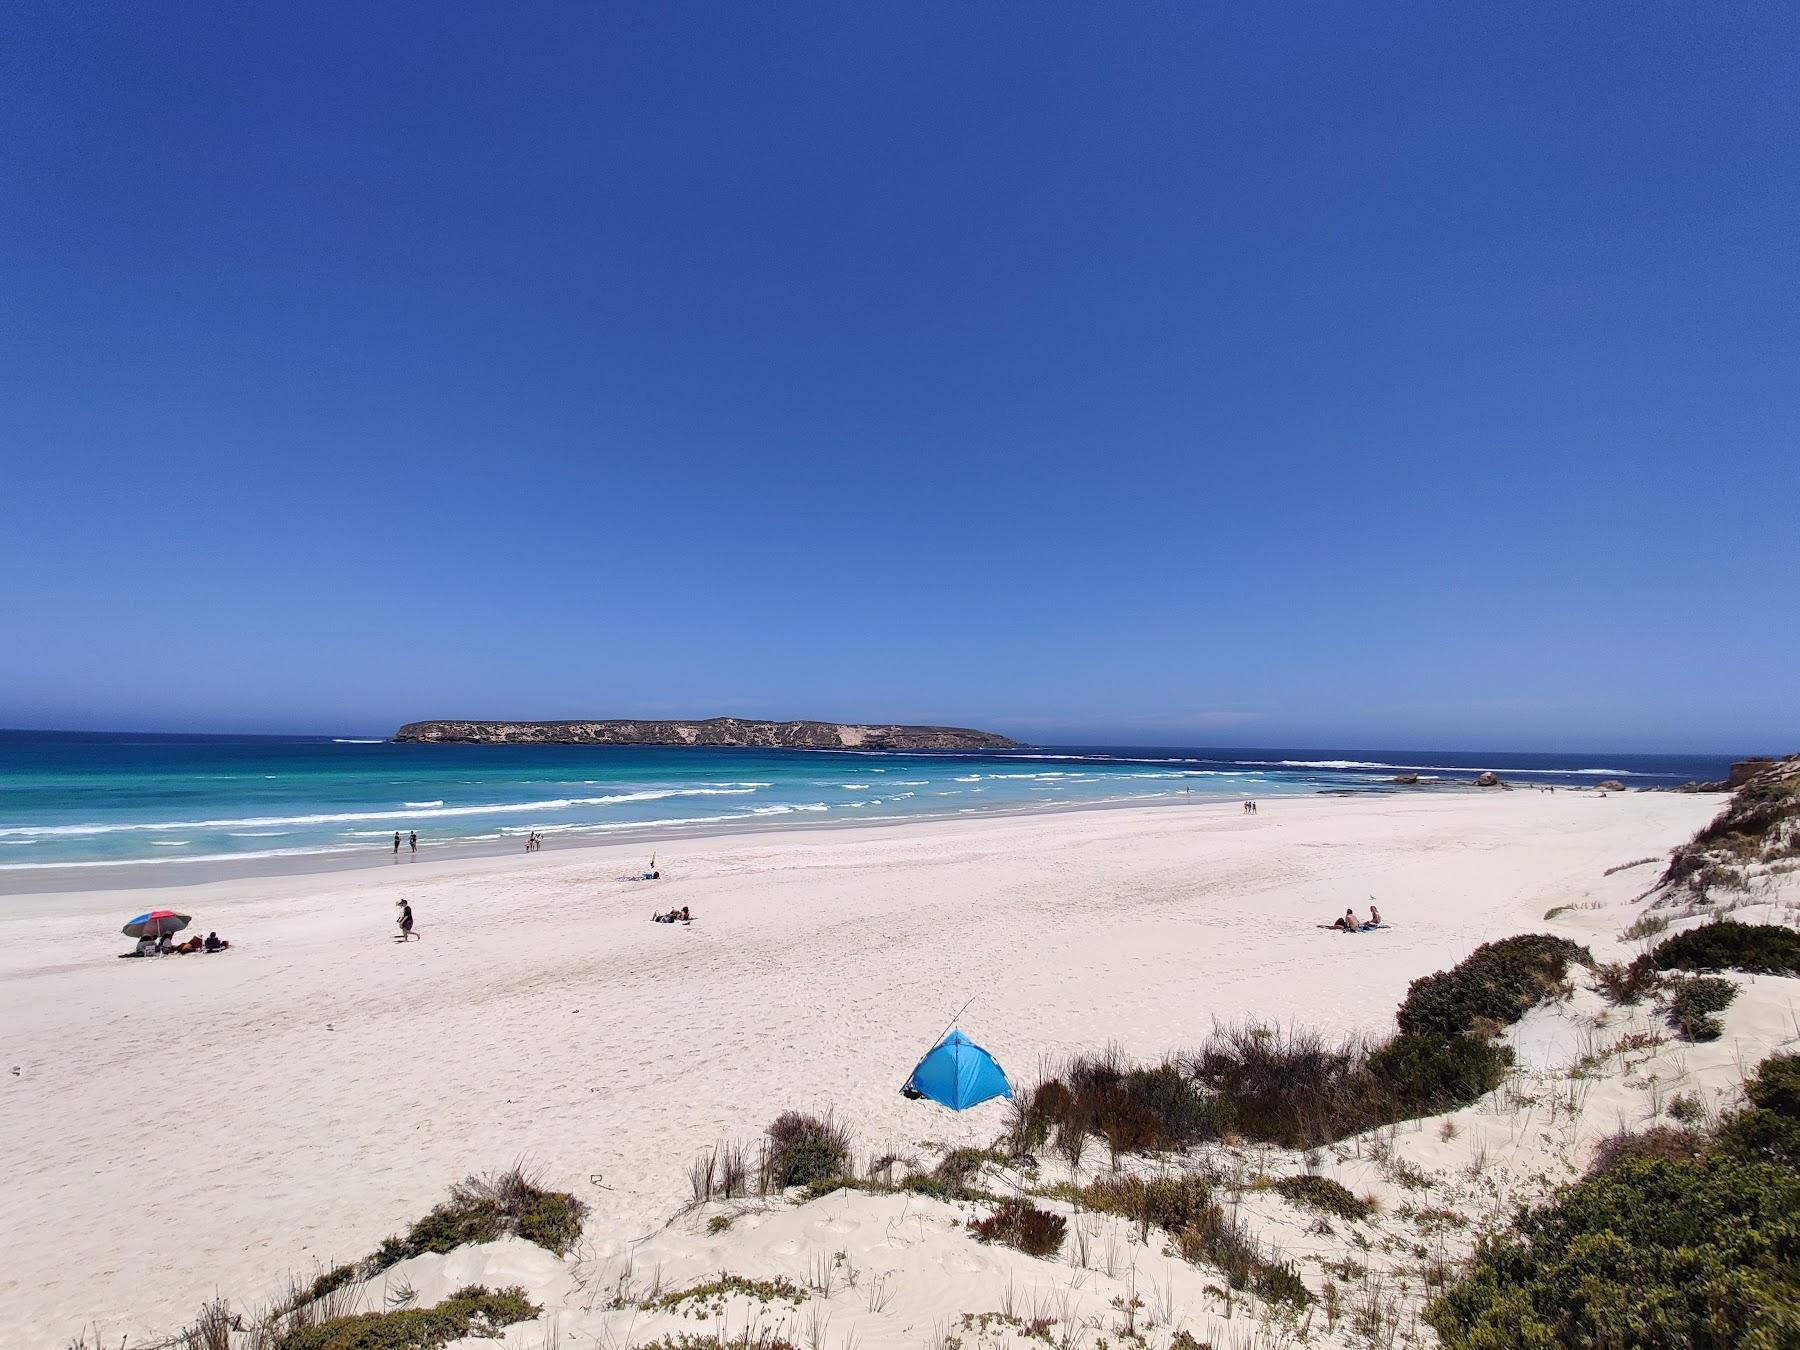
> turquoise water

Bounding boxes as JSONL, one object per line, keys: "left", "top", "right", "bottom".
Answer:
{"left": 0, "top": 732, "right": 1731, "bottom": 882}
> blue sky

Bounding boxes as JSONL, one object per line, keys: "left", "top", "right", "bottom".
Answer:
{"left": 1, "top": 4, "right": 1794, "bottom": 752}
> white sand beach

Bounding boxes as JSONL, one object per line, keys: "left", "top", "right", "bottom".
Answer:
{"left": 0, "top": 789, "right": 1763, "bottom": 1347}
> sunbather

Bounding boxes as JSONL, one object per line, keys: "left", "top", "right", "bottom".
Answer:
{"left": 204, "top": 932, "right": 228, "bottom": 952}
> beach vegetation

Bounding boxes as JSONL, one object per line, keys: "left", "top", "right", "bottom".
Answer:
{"left": 630, "top": 1337, "right": 798, "bottom": 1350}
{"left": 1269, "top": 1175, "right": 1375, "bottom": 1222}
{"left": 1590, "top": 956, "right": 1660, "bottom": 1005}
{"left": 1431, "top": 1049, "right": 1800, "bottom": 1347}
{"left": 1394, "top": 934, "right": 1592, "bottom": 1039}
{"left": 1715, "top": 1052, "right": 1800, "bottom": 1169}
{"left": 1365, "top": 1033, "right": 1513, "bottom": 1111}
{"left": 1425, "top": 1154, "right": 1800, "bottom": 1348}
{"left": 1586, "top": 1125, "right": 1706, "bottom": 1175}
{"left": 966, "top": 1197, "right": 1067, "bottom": 1258}
{"left": 371, "top": 1167, "right": 587, "bottom": 1269}
{"left": 1662, "top": 975, "right": 1738, "bottom": 1041}
{"left": 655, "top": 1274, "right": 805, "bottom": 1314}
{"left": 1650, "top": 920, "right": 1800, "bottom": 976}
{"left": 275, "top": 1285, "right": 537, "bottom": 1350}
{"left": 763, "top": 1111, "right": 851, "bottom": 1191}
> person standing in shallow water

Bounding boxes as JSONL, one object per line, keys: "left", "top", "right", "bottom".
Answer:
{"left": 392, "top": 831, "right": 400, "bottom": 857}
{"left": 409, "top": 831, "right": 417, "bottom": 855}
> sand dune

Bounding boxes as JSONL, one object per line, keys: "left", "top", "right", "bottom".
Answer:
{"left": 0, "top": 790, "right": 1724, "bottom": 1346}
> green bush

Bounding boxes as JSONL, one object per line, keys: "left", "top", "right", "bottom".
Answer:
{"left": 1425, "top": 1156, "right": 1800, "bottom": 1348}
{"left": 1717, "top": 1053, "right": 1800, "bottom": 1170}
{"left": 516, "top": 1192, "right": 585, "bottom": 1255}
{"left": 1078, "top": 1173, "right": 1216, "bottom": 1235}
{"left": 1395, "top": 935, "right": 1592, "bottom": 1039}
{"left": 1651, "top": 921, "right": 1800, "bottom": 977}
{"left": 966, "top": 1197, "right": 1067, "bottom": 1258}
{"left": 1366, "top": 1034, "right": 1513, "bottom": 1111}
{"left": 1270, "top": 1175, "right": 1374, "bottom": 1221}
{"left": 765, "top": 1111, "right": 851, "bottom": 1189}
{"left": 371, "top": 1167, "right": 587, "bottom": 1269}
{"left": 1663, "top": 975, "right": 1738, "bottom": 1042}
{"left": 278, "top": 1285, "right": 537, "bottom": 1350}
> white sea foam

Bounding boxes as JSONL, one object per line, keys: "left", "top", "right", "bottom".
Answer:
{"left": 402, "top": 800, "right": 445, "bottom": 808}
{"left": 150, "top": 840, "right": 190, "bottom": 847}
{"left": 0, "top": 787, "right": 761, "bottom": 838}
{"left": 331, "top": 738, "right": 386, "bottom": 744}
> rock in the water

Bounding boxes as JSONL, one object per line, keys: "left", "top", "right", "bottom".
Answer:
{"left": 1392, "top": 773, "right": 1420, "bottom": 785}
{"left": 1597, "top": 780, "right": 1625, "bottom": 792}
{"left": 1472, "top": 770, "right": 1502, "bottom": 788}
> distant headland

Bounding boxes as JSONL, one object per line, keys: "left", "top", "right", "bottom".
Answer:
{"left": 392, "top": 717, "right": 1022, "bottom": 751}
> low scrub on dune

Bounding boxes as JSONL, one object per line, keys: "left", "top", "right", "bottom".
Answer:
{"left": 1365, "top": 1033, "right": 1513, "bottom": 1111}
{"left": 1426, "top": 1154, "right": 1800, "bottom": 1348}
{"left": 1430, "top": 1049, "right": 1800, "bottom": 1348}
{"left": 1650, "top": 920, "right": 1800, "bottom": 977}
{"left": 1269, "top": 1174, "right": 1376, "bottom": 1222}
{"left": 966, "top": 1196, "right": 1067, "bottom": 1257}
{"left": 1058, "top": 1172, "right": 1310, "bottom": 1308}
{"left": 1022, "top": 1050, "right": 1225, "bottom": 1162}
{"left": 1662, "top": 975, "right": 1739, "bottom": 1042}
{"left": 764, "top": 1110, "right": 851, "bottom": 1190}
{"left": 1394, "top": 934, "right": 1592, "bottom": 1039}
{"left": 372, "top": 1167, "right": 588, "bottom": 1269}
{"left": 1716, "top": 1052, "right": 1800, "bottom": 1170}
{"left": 276, "top": 1285, "right": 537, "bottom": 1350}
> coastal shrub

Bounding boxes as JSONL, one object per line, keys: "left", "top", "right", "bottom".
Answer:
{"left": 516, "top": 1192, "right": 586, "bottom": 1255}
{"left": 764, "top": 1111, "right": 851, "bottom": 1190}
{"left": 1716, "top": 1053, "right": 1800, "bottom": 1170}
{"left": 1586, "top": 1125, "right": 1706, "bottom": 1176}
{"left": 277, "top": 1285, "right": 537, "bottom": 1350}
{"left": 1394, "top": 935, "right": 1592, "bottom": 1039}
{"left": 1023, "top": 1053, "right": 1225, "bottom": 1162}
{"left": 632, "top": 1337, "right": 798, "bottom": 1350}
{"left": 1270, "top": 1175, "right": 1375, "bottom": 1222}
{"left": 1651, "top": 921, "right": 1800, "bottom": 977}
{"left": 966, "top": 1197, "right": 1066, "bottom": 1258}
{"left": 1186, "top": 1022, "right": 1381, "bottom": 1148}
{"left": 1663, "top": 975, "right": 1739, "bottom": 1042}
{"left": 1425, "top": 1156, "right": 1800, "bottom": 1348}
{"left": 1078, "top": 1173, "right": 1216, "bottom": 1236}
{"left": 371, "top": 1167, "right": 587, "bottom": 1269}
{"left": 1365, "top": 1034, "right": 1512, "bottom": 1113}
{"left": 1591, "top": 955, "right": 1660, "bottom": 1005}
{"left": 1174, "top": 1207, "right": 1312, "bottom": 1309}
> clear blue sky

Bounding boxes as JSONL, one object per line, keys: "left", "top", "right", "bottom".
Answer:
{"left": 1, "top": 4, "right": 1794, "bottom": 752}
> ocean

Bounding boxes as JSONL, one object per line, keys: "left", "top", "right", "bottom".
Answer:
{"left": 0, "top": 731, "right": 1733, "bottom": 885}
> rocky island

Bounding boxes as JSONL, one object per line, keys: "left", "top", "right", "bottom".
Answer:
{"left": 392, "top": 716, "right": 1021, "bottom": 751}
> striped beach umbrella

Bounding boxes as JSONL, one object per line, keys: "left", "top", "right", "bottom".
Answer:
{"left": 122, "top": 910, "right": 191, "bottom": 939}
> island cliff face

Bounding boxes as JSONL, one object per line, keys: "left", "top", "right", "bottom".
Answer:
{"left": 392, "top": 717, "right": 1021, "bottom": 752}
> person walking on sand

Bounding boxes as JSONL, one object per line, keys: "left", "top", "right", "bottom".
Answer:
{"left": 409, "top": 830, "right": 417, "bottom": 855}
{"left": 396, "top": 899, "right": 416, "bottom": 941}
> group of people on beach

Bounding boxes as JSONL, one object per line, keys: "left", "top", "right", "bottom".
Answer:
{"left": 1331, "top": 904, "right": 1382, "bottom": 932}
{"left": 524, "top": 832, "right": 544, "bottom": 852}
{"left": 126, "top": 930, "right": 228, "bottom": 957}
{"left": 653, "top": 906, "right": 691, "bottom": 924}
{"left": 1242, "top": 800, "right": 1259, "bottom": 814}
{"left": 392, "top": 831, "right": 417, "bottom": 857}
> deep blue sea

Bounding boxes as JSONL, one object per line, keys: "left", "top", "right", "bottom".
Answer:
{"left": 0, "top": 731, "right": 1734, "bottom": 883}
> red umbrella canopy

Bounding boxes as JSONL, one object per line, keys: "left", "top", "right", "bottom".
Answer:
{"left": 123, "top": 910, "right": 191, "bottom": 938}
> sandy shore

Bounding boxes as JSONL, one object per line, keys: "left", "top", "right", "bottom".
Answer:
{"left": 0, "top": 790, "right": 1722, "bottom": 1346}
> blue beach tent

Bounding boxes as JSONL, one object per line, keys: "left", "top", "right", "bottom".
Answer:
{"left": 902, "top": 1030, "right": 1012, "bottom": 1111}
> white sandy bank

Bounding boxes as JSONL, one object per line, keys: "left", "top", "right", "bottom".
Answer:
{"left": 0, "top": 790, "right": 1728, "bottom": 1346}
